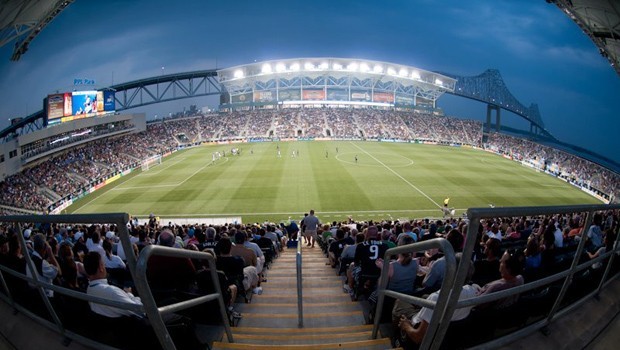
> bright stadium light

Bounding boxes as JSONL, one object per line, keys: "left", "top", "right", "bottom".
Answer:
{"left": 261, "top": 64, "right": 272, "bottom": 74}
{"left": 398, "top": 68, "right": 408, "bottom": 77}
{"left": 319, "top": 62, "right": 329, "bottom": 70}
{"left": 411, "top": 71, "right": 421, "bottom": 79}
{"left": 333, "top": 63, "right": 343, "bottom": 70}
{"left": 304, "top": 62, "right": 315, "bottom": 70}
{"left": 276, "top": 63, "right": 286, "bottom": 72}
{"left": 347, "top": 62, "right": 358, "bottom": 71}
{"left": 360, "top": 62, "right": 370, "bottom": 72}
{"left": 373, "top": 65, "right": 383, "bottom": 73}
{"left": 234, "top": 69, "right": 244, "bottom": 79}
{"left": 290, "top": 63, "right": 300, "bottom": 71}
{"left": 435, "top": 78, "right": 443, "bottom": 86}
{"left": 387, "top": 67, "right": 396, "bottom": 76}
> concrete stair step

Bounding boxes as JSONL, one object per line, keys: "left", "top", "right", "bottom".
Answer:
{"left": 250, "top": 294, "right": 351, "bottom": 304}
{"left": 212, "top": 241, "right": 396, "bottom": 350}
{"left": 237, "top": 301, "right": 360, "bottom": 314}
{"left": 220, "top": 331, "right": 374, "bottom": 345}
{"left": 232, "top": 324, "right": 373, "bottom": 334}
{"left": 212, "top": 338, "right": 393, "bottom": 349}
{"left": 237, "top": 311, "right": 365, "bottom": 328}
{"left": 255, "top": 286, "right": 344, "bottom": 296}
{"left": 266, "top": 271, "right": 338, "bottom": 278}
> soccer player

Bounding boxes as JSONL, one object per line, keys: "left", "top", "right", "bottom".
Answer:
{"left": 355, "top": 155, "right": 358, "bottom": 163}
{"left": 325, "top": 150, "right": 328, "bottom": 158}
{"left": 443, "top": 197, "right": 450, "bottom": 208}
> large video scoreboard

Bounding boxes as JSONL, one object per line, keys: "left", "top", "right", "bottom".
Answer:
{"left": 45, "top": 90, "right": 115, "bottom": 126}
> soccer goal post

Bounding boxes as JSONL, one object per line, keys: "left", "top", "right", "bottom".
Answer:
{"left": 141, "top": 155, "right": 162, "bottom": 171}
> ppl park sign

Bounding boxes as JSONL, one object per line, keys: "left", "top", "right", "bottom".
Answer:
{"left": 74, "top": 78, "right": 95, "bottom": 86}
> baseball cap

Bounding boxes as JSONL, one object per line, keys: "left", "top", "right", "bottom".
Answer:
{"left": 105, "top": 231, "right": 116, "bottom": 239}
{"left": 74, "top": 232, "right": 84, "bottom": 241}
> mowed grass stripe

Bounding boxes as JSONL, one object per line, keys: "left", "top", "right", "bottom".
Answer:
{"left": 67, "top": 142, "right": 601, "bottom": 220}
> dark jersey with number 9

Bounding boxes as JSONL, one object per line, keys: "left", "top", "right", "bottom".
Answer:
{"left": 354, "top": 240, "right": 388, "bottom": 276}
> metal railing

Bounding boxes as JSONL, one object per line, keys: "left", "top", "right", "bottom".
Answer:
{"left": 296, "top": 233, "right": 304, "bottom": 328}
{"left": 0, "top": 213, "right": 233, "bottom": 349}
{"left": 371, "top": 203, "right": 620, "bottom": 350}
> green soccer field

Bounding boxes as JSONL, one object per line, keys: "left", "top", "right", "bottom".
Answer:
{"left": 66, "top": 141, "right": 601, "bottom": 223}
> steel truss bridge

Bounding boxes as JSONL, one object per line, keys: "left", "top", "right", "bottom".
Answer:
{"left": 0, "top": 68, "right": 551, "bottom": 142}
{"left": 440, "top": 69, "right": 551, "bottom": 138}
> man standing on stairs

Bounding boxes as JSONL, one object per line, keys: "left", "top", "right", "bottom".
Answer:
{"left": 303, "top": 209, "right": 320, "bottom": 248}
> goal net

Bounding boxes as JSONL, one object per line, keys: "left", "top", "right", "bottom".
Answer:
{"left": 141, "top": 155, "right": 162, "bottom": 171}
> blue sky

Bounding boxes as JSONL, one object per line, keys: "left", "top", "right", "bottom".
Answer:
{"left": 0, "top": 0, "right": 618, "bottom": 163}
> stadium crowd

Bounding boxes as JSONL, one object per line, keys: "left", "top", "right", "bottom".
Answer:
{"left": 0, "top": 107, "right": 618, "bottom": 215}
{"left": 485, "top": 133, "right": 620, "bottom": 199}
{"left": 0, "top": 208, "right": 617, "bottom": 348}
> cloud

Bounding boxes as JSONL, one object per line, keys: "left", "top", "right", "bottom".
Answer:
{"left": 543, "top": 45, "right": 604, "bottom": 67}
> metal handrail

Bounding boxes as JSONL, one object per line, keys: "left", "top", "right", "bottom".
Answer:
{"left": 370, "top": 203, "right": 620, "bottom": 350}
{"left": 296, "top": 231, "right": 304, "bottom": 328}
{"left": 134, "top": 244, "right": 233, "bottom": 348}
{"left": 433, "top": 204, "right": 620, "bottom": 350}
{"left": 372, "top": 238, "right": 457, "bottom": 350}
{"left": 0, "top": 212, "right": 234, "bottom": 349}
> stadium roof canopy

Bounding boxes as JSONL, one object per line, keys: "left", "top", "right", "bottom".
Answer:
{"left": 550, "top": 0, "right": 620, "bottom": 77}
{"left": 218, "top": 58, "right": 456, "bottom": 108}
{"left": 0, "top": 0, "right": 74, "bottom": 61}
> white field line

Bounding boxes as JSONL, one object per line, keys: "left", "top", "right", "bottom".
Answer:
{"left": 130, "top": 208, "right": 470, "bottom": 217}
{"left": 350, "top": 142, "right": 442, "bottom": 209}
{"left": 74, "top": 157, "right": 227, "bottom": 213}
{"left": 112, "top": 157, "right": 229, "bottom": 191}
{"left": 140, "top": 157, "right": 187, "bottom": 175}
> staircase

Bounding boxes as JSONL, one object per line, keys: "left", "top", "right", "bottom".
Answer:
{"left": 212, "top": 242, "right": 394, "bottom": 349}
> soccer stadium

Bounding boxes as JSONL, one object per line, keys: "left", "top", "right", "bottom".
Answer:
{"left": 0, "top": 2, "right": 619, "bottom": 350}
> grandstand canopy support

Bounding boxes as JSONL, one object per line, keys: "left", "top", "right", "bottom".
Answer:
{"left": 0, "top": 70, "right": 220, "bottom": 141}
{"left": 111, "top": 70, "right": 221, "bottom": 111}
{"left": 0, "top": 0, "right": 75, "bottom": 61}
{"left": 549, "top": 0, "right": 620, "bottom": 77}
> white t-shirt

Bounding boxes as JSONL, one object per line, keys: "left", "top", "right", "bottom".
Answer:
{"left": 413, "top": 284, "right": 480, "bottom": 324}
{"left": 104, "top": 253, "right": 127, "bottom": 270}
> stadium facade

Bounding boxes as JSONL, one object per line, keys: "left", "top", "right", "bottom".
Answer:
{"left": 217, "top": 58, "right": 456, "bottom": 111}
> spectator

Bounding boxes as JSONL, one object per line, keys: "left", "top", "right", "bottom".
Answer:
{"left": 27, "top": 233, "right": 61, "bottom": 297}
{"left": 395, "top": 255, "right": 477, "bottom": 348}
{"left": 476, "top": 249, "right": 524, "bottom": 310}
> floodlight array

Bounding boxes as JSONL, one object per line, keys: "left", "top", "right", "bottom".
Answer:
{"left": 218, "top": 58, "right": 454, "bottom": 90}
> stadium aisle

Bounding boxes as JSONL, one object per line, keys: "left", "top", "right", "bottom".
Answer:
{"left": 211, "top": 241, "right": 394, "bottom": 349}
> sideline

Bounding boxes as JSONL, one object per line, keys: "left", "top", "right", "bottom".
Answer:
{"left": 112, "top": 156, "right": 229, "bottom": 191}
{"left": 74, "top": 155, "right": 229, "bottom": 213}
